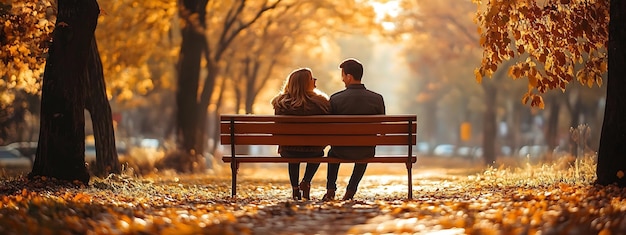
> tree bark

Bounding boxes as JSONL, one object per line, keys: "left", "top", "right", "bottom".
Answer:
{"left": 172, "top": 0, "right": 208, "bottom": 172}
{"left": 85, "top": 39, "right": 121, "bottom": 176}
{"left": 596, "top": 0, "right": 626, "bottom": 187}
{"left": 29, "top": 0, "right": 100, "bottom": 183}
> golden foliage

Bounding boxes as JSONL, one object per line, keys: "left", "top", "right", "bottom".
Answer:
{"left": 0, "top": 0, "right": 178, "bottom": 105}
{"left": 1, "top": 0, "right": 388, "bottom": 110}
{"left": 96, "top": 0, "right": 178, "bottom": 102}
{"left": 0, "top": 0, "right": 54, "bottom": 94}
{"left": 473, "top": 0, "right": 608, "bottom": 108}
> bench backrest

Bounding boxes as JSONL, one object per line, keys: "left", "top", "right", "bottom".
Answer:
{"left": 220, "top": 115, "right": 417, "bottom": 146}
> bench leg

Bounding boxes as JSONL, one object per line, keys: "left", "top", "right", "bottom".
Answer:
{"left": 406, "top": 162, "right": 413, "bottom": 200}
{"left": 231, "top": 160, "right": 239, "bottom": 198}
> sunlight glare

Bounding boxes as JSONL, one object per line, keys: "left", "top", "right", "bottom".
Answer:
{"left": 370, "top": 0, "right": 401, "bottom": 31}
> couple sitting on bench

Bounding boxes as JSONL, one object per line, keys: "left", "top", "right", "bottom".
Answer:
{"left": 271, "top": 58, "right": 385, "bottom": 201}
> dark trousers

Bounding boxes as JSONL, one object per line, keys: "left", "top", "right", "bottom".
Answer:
{"left": 326, "top": 163, "right": 368, "bottom": 191}
{"left": 325, "top": 150, "right": 369, "bottom": 191}
{"left": 281, "top": 150, "right": 323, "bottom": 187}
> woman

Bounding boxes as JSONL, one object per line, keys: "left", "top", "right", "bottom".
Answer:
{"left": 271, "top": 68, "right": 330, "bottom": 200}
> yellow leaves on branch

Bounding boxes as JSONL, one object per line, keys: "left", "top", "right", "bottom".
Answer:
{"left": 0, "top": 0, "right": 54, "bottom": 95}
{"left": 474, "top": 68, "right": 483, "bottom": 83}
{"left": 473, "top": 0, "right": 608, "bottom": 108}
{"left": 522, "top": 91, "right": 544, "bottom": 109}
{"left": 95, "top": 0, "right": 177, "bottom": 98}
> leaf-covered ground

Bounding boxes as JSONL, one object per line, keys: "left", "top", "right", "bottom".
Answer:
{"left": 1, "top": 156, "right": 625, "bottom": 235}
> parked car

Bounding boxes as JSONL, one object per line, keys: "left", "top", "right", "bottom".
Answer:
{"left": 0, "top": 147, "right": 32, "bottom": 170}
{"left": 85, "top": 142, "right": 130, "bottom": 164}
{"left": 500, "top": 145, "right": 512, "bottom": 156}
{"left": 457, "top": 146, "right": 482, "bottom": 159}
{"left": 433, "top": 144, "right": 455, "bottom": 157}
{"left": 377, "top": 146, "right": 412, "bottom": 155}
{"left": 3, "top": 140, "right": 128, "bottom": 166}
{"left": 456, "top": 146, "right": 484, "bottom": 159}
{"left": 518, "top": 145, "right": 549, "bottom": 159}
{"left": 85, "top": 143, "right": 97, "bottom": 163}
{"left": 474, "top": 147, "right": 483, "bottom": 158}
{"left": 5, "top": 142, "right": 38, "bottom": 161}
{"left": 416, "top": 142, "right": 431, "bottom": 155}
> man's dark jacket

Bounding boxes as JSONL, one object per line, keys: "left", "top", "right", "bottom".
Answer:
{"left": 329, "top": 84, "right": 385, "bottom": 159}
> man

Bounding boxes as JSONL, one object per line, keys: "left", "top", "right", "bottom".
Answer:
{"left": 323, "top": 58, "right": 386, "bottom": 201}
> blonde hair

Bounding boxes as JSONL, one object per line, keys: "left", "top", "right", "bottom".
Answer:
{"left": 272, "top": 68, "right": 328, "bottom": 112}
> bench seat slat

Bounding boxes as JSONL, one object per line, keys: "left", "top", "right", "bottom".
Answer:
{"left": 221, "top": 135, "right": 416, "bottom": 146}
{"left": 222, "top": 156, "right": 417, "bottom": 163}
{"left": 220, "top": 123, "right": 416, "bottom": 135}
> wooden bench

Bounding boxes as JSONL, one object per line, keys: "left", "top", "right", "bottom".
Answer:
{"left": 220, "top": 114, "right": 417, "bottom": 199}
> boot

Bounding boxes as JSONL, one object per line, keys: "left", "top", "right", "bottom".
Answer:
{"left": 299, "top": 181, "right": 311, "bottom": 200}
{"left": 342, "top": 190, "right": 356, "bottom": 200}
{"left": 292, "top": 186, "right": 302, "bottom": 200}
{"left": 322, "top": 189, "right": 336, "bottom": 201}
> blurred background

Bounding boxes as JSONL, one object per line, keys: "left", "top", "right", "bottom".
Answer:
{"left": 0, "top": 0, "right": 605, "bottom": 174}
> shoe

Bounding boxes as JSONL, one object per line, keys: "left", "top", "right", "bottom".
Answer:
{"left": 292, "top": 187, "right": 302, "bottom": 200}
{"left": 299, "top": 181, "right": 311, "bottom": 200}
{"left": 342, "top": 190, "right": 356, "bottom": 200}
{"left": 322, "top": 189, "right": 336, "bottom": 201}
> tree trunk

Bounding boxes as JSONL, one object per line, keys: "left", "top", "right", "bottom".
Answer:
{"left": 511, "top": 102, "right": 522, "bottom": 151}
{"left": 545, "top": 95, "right": 561, "bottom": 162}
{"left": 189, "top": 65, "right": 220, "bottom": 171}
{"left": 29, "top": 0, "right": 100, "bottom": 183}
{"left": 596, "top": 0, "right": 626, "bottom": 187}
{"left": 208, "top": 78, "right": 228, "bottom": 155}
{"left": 172, "top": 0, "right": 208, "bottom": 172}
{"left": 244, "top": 59, "right": 256, "bottom": 114}
{"left": 482, "top": 81, "right": 497, "bottom": 165}
{"left": 244, "top": 96, "right": 255, "bottom": 114}
{"left": 234, "top": 86, "right": 242, "bottom": 114}
{"left": 424, "top": 102, "right": 437, "bottom": 150}
{"left": 85, "top": 39, "right": 120, "bottom": 176}
{"left": 194, "top": 108, "right": 209, "bottom": 163}
{"left": 176, "top": 27, "right": 201, "bottom": 153}
{"left": 566, "top": 90, "right": 582, "bottom": 157}
{"left": 569, "top": 92, "right": 582, "bottom": 128}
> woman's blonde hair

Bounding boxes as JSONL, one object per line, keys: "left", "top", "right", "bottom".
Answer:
{"left": 272, "top": 68, "right": 328, "bottom": 112}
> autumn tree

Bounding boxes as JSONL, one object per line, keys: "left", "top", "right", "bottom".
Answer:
{"left": 84, "top": 34, "right": 121, "bottom": 176}
{"left": 0, "top": 1, "right": 51, "bottom": 146}
{"left": 171, "top": 0, "right": 380, "bottom": 172}
{"left": 92, "top": 1, "right": 177, "bottom": 173}
{"left": 2, "top": 0, "right": 181, "bottom": 177}
{"left": 0, "top": 0, "right": 123, "bottom": 180}
{"left": 226, "top": 1, "right": 379, "bottom": 115}
{"left": 0, "top": 1, "right": 50, "bottom": 90}
{"left": 227, "top": 4, "right": 309, "bottom": 115}
{"left": 595, "top": 0, "right": 626, "bottom": 186}
{"left": 95, "top": 0, "right": 177, "bottom": 102}
{"left": 173, "top": 0, "right": 212, "bottom": 172}
{"left": 29, "top": 0, "right": 103, "bottom": 183}
{"left": 474, "top": 0, "right": 626, "bottom": 186}
{"left": 392, "top": 0, "right": 504, "bottom": 163}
